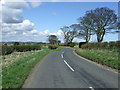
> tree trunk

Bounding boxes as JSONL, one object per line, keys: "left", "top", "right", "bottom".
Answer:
{"left": 86, "top": 34, "right": 90, "bottom": 43}
{"left": 97, "top": 34, "right": 101, "bottom": 42}
{"left": 100, "top": 29, "right": 105, "bottom": 42}
{"left": 97, "top": 29, "right": 103, "bottom": 42}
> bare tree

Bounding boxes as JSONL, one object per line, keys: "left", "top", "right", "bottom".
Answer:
{"left": 78, "top": 16, "right": 93, "bottom": 43}
{"left": 60, "top": 24, "right": 79, "bottom": 45}
{"left": 69, "top": 24, "right": 79, "bottom": 42}
{"left": 60, "top": 26, "right": 70, "bottom": 45}
{"left": 84, "top": 7, "right": 117, "bottom": 42}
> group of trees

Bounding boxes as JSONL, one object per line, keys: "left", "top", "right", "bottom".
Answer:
{"left": 60, "top": 24, "right": 79, "bottom": 45}
{"left": 48, "top": 35, "right": 61, "bottom": 45}
{"left": 60, "top": 7, "right": 118, "bottom": 45}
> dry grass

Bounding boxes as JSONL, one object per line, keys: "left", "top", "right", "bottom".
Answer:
{"left": 1, "top": 50, "right": 41, "bottom": 68}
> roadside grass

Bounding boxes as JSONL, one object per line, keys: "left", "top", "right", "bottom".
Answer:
{"left": 1, "top": 50, "right": 41, "bottom": 68}
{"left": 2, "top": 47, "right": 61, "bottom": 88}
{"left": 75, "top": 48, "right": 120, "bottom": 70}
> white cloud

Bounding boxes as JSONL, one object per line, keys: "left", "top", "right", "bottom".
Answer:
{"left": 30, "top": 2, "right": 41, "bottom": 8}
{"left": 4, "top": 2, "right": 29, "bottom": 9}
{"left": 1, "top": 5, "right": 23, "bottom": 23}
{"left": 56, "top": 30, "right": 63, "bottom": 35}
{"left": 30, "top": 30, "right": 38, "bottom": 33}
{"left": 2, "top": 26, "right": 64, "bottom": 42}
{"left": 2, "top": 19, "right": 34, "bottom": 36}
{"left": 1, "top": 0, "right": 42, "bottom": 42}
{"left": 44, "top": 30, "right": 49, "bottom": 34}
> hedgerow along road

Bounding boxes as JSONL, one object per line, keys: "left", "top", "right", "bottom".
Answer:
{"left": 23, "top": 47, "right": 118, "bottom": 89}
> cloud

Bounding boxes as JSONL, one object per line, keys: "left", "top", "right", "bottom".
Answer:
{"left": 1, "top": 6, "right": 23, "bottom": 23}
{"left": 2, "top": 19, "right": 34, "bottom": 35}
{"left": 2, "top": 24, "right": 64, "bottom": 42}
{"left": 0, "top": 0, "right": 42, "bottom": 42}
{"left": 0, "top": 0, "right": 41, "bottom": 23}
{"left": 29, "top": 1, "right": 41, "bottom": 8}
{"left": 4, "top": 2, "right": 29, "bottom": 9}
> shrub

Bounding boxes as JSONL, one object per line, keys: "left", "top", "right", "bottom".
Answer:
{"left": 109, "top": 41, "right": 116, "bottom": 47}
{"left": 81, "top": 41, "right": 119, "bottom": 49}
{"left": 81, "top": 44, "right": 89, "bottom": 49}
{"left": 14, "top": 42, "right": 20, "bottom": 45}
{"left": 0, "top": 44, "right": 41, "bottom": 55}
{"left": 14, "top": 44, "right": 41, "bottom": 52}
{"left": 69, "top": 43, "right": 75, "bottom": 47}
{"left": 48, "top": 45, "right": 58, "bottom": 49}
{"left": 59, "top": 43, "right": 66, "bottom": 46}
{"left": 1, "top": 45, "right": 14, "bottom": 55}
{"left": 100, "top": 42, "right": 109, "bottom": 48}
{"left": 116, "top": 41, "right": 120, "bottom": 47}
{"left": 79, "top": 42, "right": 87, "bottom": 48}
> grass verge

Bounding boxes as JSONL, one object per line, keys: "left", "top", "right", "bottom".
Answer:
{"left": 2, "top": 47, "right": 61, "bottom": 88}
{"left": 75, "top": 49, "right": 120, "bottom": 70}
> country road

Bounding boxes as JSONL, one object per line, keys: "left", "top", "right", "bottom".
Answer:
{"left": 23, "top": 47, "right": 119, "bottom": 89}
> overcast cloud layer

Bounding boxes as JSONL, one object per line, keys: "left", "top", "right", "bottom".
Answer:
{"left": 1, "top": 0, "right": 64, "bottom": 42}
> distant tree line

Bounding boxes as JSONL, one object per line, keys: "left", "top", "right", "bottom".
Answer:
{"left": 60, "top": 7, "right": 118, "bottom": 45}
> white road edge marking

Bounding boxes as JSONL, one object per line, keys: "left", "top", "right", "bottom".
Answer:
{"left": 61, "top": 54, "right": 63, "bottom": 58}
{"left": 64, "top": 60, "right": 74, "bottom": 72}
{"left": 89, "top": 87, "right": 95, "bottom": 90}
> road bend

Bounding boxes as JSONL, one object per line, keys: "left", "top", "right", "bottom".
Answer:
{"left": 23, "top": 47, "right": 119, "bottom": 89}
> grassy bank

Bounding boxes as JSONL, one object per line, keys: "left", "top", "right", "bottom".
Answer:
{"left": 2, "top": 47, "right": 60, "bottom": 88}
{"left": 75, "top": 48, "right": 120, "bottom": 70}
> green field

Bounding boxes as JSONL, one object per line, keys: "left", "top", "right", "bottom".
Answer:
{"left": 75, "top": 48, "right": 120, "bottom": 70}
{"left": 2, "top": 46, "right": 61, "bottom": 88}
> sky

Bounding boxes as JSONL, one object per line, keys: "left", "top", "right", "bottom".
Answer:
{"left": 0, "top": 0, "right": 119, "bottom": 42}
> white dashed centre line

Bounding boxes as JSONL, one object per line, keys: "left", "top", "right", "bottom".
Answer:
{"left": 61, "top": 54, "right": 63, "bottom": 58}
{"left": 89, "top": 87, "right": 95, "bottom": 90}
{"left": 64, "top": 60, "right": 75, "bottom": 72}
{"left": 61, "top": 52, "right": 64, "bottom": 58}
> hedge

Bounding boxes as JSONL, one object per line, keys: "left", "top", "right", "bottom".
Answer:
{"left": 1, "top": 45, "right": 14, "bottom": 55}
{"left": 1, "top": 44, "right": 41, "bottom": 55}
{"left": 81, "top": 41, "right": 120, "bottom": 49}
{"left": 14, "top": 44, "right": 41, "bottom": 52}
{"left": 48, "top": 45, "right": 58, "bottom": 49}
{"left": 79, "top": 42, "right": 87, "bottom": 48}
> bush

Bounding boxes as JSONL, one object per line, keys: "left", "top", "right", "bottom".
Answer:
{"left": 13, "top": 42, "right": 20, "bottom": 45}
{"left": 1, "top": 45, "right": 14, "bottom": 55}
{"left": 109, "top": 41, "right": 116, "bottom": 47}
{"left": 14, "top": 44, "right": 41, "bottom": 52}
{"left": 100, "top": 42, "right": 109, "bottom": 48}
{"left": 59, "top": 43, "right": 66, "bottom": 46}
{"left": 48, "top": 45, "right": 58, "bottom": 49}
{"left": 116, "top": 41, "right": 120, "bottom": 47}
{"left": 81, "top": 41, "right": 119, "bottom": 49}
{"left": 69, "top": 43, "right": 75, "bottom": 47}
{"left": 0, "top": 44, "right": 41, "bottom": 55}
{"left": 79, "top": 42, "right": 87, "bottom": 48}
